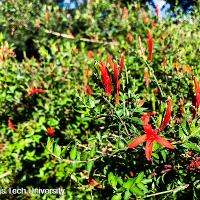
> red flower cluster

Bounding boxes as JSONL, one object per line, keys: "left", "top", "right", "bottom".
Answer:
{"left": 47, "top": 128, "right": 56, "bottom": 136}
{"left": 28, "top": 86, "right": 45, "bottom": 96}
{"left": 99, "top": 52, "right": 125, "bottom": 105}
{"left": 128, "top": 98, "right": 175, "bottom": 161}
{"left": 84, "top": 66, "right": 93, "bottom": 96}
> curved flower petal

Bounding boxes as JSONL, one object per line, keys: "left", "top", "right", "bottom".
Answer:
{"left": 156, "top": 135, "right": 175, "bottom": 149}
{"left": 145, "top": 140, "right": 154, "bottom": 161}
{"left": 128, "top": 134, "right": 147, "bottom": 149}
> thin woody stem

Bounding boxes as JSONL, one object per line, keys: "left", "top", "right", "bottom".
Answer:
{"left": 103, "top": 96, "right": 130, "bottom": 137}
{"left": 0, "top": 171, "right": 11, "bottom": 179}
{"left": 44, "top": 29, "right": 117, "bottom": 46}
{"left": 143, "top": 59, "right": 164, "bottom": 97}
{"left": 143, "top": 184, "right": 189, "bottom": 198}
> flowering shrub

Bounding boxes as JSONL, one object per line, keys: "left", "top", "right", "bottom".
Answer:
{"left": 0, "top": 1, "right": 200, "bottom": 199}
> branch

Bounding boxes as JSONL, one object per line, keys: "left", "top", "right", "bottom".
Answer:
{"left": 0, "top": 171, "right": 11, "bottom": 179}
{"left": 44, "top": 29, "right": 117, "bottom": 46}
{"left": 144, "top": 184, "right": 189, "bottom": 198}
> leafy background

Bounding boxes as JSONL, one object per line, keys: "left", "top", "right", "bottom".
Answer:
{"left": 0, "top": 0, "right": 200, "bottom": 199}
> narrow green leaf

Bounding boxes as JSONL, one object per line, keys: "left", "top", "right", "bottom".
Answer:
{"left": 70, "top": 146, "right": 77, "bottom": 160}
{"left": 135, "top": 172, "right": 144, "bottom": 183}
{"left": 54, "top": 143, "right": 61, "bottom": 157}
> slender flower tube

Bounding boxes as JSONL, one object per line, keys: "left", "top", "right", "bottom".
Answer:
{"left": 192, "top": 76, "right": 200, "bottom": 118}
{"left": 147, "top": 29, "right": 153, "bottom": 61}
{"left": 122, "top": 6, "right": 128, "bottom": 19}
{"left": 144, "top": 67, "right": 150, "bottom": 87}
{"left": 113, "top": 61, "right": 120, "bottom": 105}
{"left": 180, "top": 98, "right": 185, "bottom": 114}
{"left": 143, "top": 12, "right": 148, "bottom": 24}
{"left": 163, "top": 55, "right": 167, "bottom": 66}
{"left": 84, "top": 66, "right": 93, "bottom": 96}
{"left": 99, "top": 62, "right": 112, "bottom": 96}
{"left": 107, "top": 54, "right": 114, "bottom": 71}
{"left": 160, "top": 98, "right": 173, "bottom": 131}
{"left": 193, "top": 77, "right": 200, "bottom": 112}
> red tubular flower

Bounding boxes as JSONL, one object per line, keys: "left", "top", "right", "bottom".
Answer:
{"left": 138, "top": 36, "right": 145, "bottom": 57}
{"left": 151, "top": 20, "right": 155, "bottom": 28}
{"left": 194, "top": 77, "right": 200, "bottom": 97}
{"left": 160, "top": 98, "right": 173, "bottom": 131}
{"left": 8, "top": 119, "right": 15, "bottom": 130}
{"left": 113, "top": 61, "right": 120, "bottom": 106}
{"left": 142, "top": 12, "right": 148, "bottom": 24}
{"left": 28, "top": 86, "right": 45, "bottom": 96}
{"left": 144, "top": 67, "right": 150, "bottom": 87}
{"left": 99, "top": 62, "right": 112, "bottom": 96}
{"left": 84, "top": 66, "right": 93, "bottom": 96}
{"left": 128, "top": 99, "right": 174, "bottom": 161}
{"left": 47, "top": 128, "right": 56, "bottom": 135}
{"left": 180, "top": 98, "right": 185, "bottom": 114}
{"left": 147, "top": 29, "right": 153, "bottom": 61}
{"left": 87, "top": 50, "right": 94, "bottom": 59}
{"left": 113, "top": 62, "right": 118, "bottom": 83}
{"left": 139, "top": 99, "right": 145, "bottom": 107}
{"left": 186, "top": 64, "right": 193, "bottom": 75}
{"left": 163, "top": 55, "right": 167, "bottom": 66}
{"left": 86, "top": 85, "right": 92, "bottom": 96}
{"left": 127, "top": 32, "right": 133, "bottom": 44}
{"left": 155, "top": 5, "right": 159, "bottom": 17}
{"left": 107, "top": 54, "right": 114, "bottom": 71}
{"left": 192, "top": 77, "right": 200, "bottom": 118}
{"left": 154, "top": 88, "right": 159, "bottom": 95}
{"left": 122, "top": 6, "right": 128, "bottom": 19}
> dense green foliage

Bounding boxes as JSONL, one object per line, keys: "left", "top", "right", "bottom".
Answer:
{"left": 0, "top": 0, "right": 200, "bottom": 199}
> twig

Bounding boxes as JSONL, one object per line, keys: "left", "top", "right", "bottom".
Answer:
{"left": 51, "top": 152, "right": 100, "bottom": 163}
{"left": 0, "top": 171, "right": 11, "bottom": 179}
{"left": 44, "top": 29, "right": 117, "bottom": 46}
{"left": 144, "top": 184, "right": 189, "bottom": 198}
{"left": 103, "top": 96, "right": 130, "bottom": 136}
{"left": 143, "top": 59, "right": 164, "bottom": 97}
{"left": 183, "top": 126, "right": 200, "bottom": 143}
